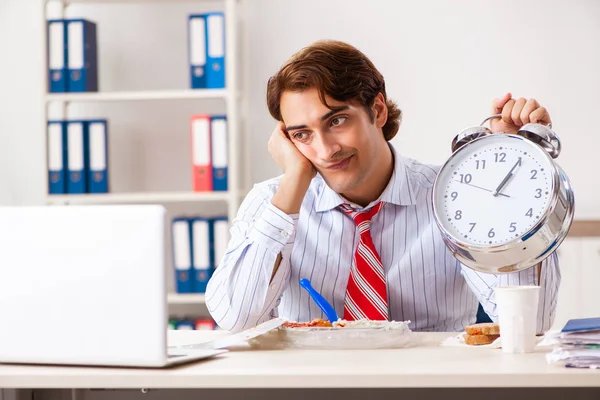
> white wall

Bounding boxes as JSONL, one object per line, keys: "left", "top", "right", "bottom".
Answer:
{"left": 0, "top": 0, "right": 46, "bottom": 206}
{"left": 243, "top": 0, "right": 600, "bottom": 219}
{"left": 1, "top": 0, "right": 599, "bottom": 219}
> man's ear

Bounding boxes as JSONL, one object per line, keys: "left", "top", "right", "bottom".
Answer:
{"left": 373, "top": 92, "right": 388, "bottom": 128}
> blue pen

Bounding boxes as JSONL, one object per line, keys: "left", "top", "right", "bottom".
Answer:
{"left": 299, "top": 278, "right": 339, "bottom": 324}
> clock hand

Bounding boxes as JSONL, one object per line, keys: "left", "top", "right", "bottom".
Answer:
{"left": 492, "top": 157, "right": 522, "bottom": 197}
{"left": 455, "top": 180, "right": 510, "bottom": 198}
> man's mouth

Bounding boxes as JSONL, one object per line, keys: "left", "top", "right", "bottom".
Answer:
{"left": 325, "top": 155, "right": 353, "bottom": 170}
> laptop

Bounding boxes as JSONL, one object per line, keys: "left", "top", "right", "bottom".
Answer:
{"left": 0, "top": 204, "right": 226, "bottom": 367}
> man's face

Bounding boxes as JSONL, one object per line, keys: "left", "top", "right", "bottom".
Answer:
{"left": 280, "top": 88, "right": 387, "bottom": 196}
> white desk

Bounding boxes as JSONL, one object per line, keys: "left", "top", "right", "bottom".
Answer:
{"left": 0, "top": 331, "right": 598, "bottom": 390}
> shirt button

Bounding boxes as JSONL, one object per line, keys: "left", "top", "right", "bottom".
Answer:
{"left": 280, "top": 230, "right": 288, "bottom": 238}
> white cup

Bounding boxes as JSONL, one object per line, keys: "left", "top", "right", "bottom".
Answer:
{"left": 494, "top": 285, "right": 540, "bottom": 354}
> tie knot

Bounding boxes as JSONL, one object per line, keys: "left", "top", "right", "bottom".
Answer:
{"left": 340, "top": 202, "right": 384, "bottom": 230}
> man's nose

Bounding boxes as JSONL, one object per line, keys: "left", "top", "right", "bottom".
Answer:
{"left": 315, "top": 133, "right": 342, "bottom": 161}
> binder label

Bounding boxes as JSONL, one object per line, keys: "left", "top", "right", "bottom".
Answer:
{"left": 207, "top": 14, "right": 225, "bottom": 58}
{"left": 192, "top": 220, "right": 210, "bottom": 271}
{"left": 48, "top": 124, "right": 63, "bottom": 171}
{"left": 190, "top": 17, "right": 207, "bottom": 67}
{"left": 89, "top": 122, "right": 106, "bottom": 170}
{"left": 49, "top": 22, "right": 64, "bottom": 70}
{"left": 213, "top": 219, "right": 229, "bottom": 266}
{"left": 67, "top": 123, "right": 84, "bottom": 170}
{"left": 173, "top": 220, "right": 191, "bottom": 270}
{"left": 192, "top": 119, "right": 210, "bottom": 165}
{"left": 68, "top": 21, "right": 84, "bottom": 70}
{"left": 211, "top": 118, "right": 228, "bottom": 168}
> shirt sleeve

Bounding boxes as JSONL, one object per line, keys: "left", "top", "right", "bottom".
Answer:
{"left": 460, "top": 251, "right": 560, "bottom": 334}
{"left": 205, "top": 183, "right": 299, "bottom": 332}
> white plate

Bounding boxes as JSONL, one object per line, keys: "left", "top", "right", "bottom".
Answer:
{"left": 249, "top": 321, "right": 416, "bottom": 350}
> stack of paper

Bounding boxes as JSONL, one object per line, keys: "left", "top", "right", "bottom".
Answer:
{"left": 547, "top": 317, "right": 600, "bottom": 369}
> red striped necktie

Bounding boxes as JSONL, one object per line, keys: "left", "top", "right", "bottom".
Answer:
{"left": 339, "top": 202, "right": 389, "bottom": 321}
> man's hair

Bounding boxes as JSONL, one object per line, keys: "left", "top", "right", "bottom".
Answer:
{"left": 266, "top": 40, "right": 402, "bottom": 141}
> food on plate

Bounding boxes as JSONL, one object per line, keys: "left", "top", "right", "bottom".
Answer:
{"left": 463, "top": 322, "right": 500, "bottom": 346}
{"left": 281, "top": 318, "right": 411, "bottom": 331}
{"left": 282, "top": 318, "right": 333, "bottom": 328}
{"left": 332, "top": 319, "right": 408, "bottom": 328}
{"left": 250, "top": 318, "right": 413, "bottom": 350}
{"left": 463, "top": 333, "right": 500, "bottom": 346}
{"left": 465, "top": 322, "right": 500, "bottom": 336}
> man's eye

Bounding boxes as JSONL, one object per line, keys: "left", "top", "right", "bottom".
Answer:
{"left": 331, "top": 116, "right": 347, "bottom": 127}
{"left": 293, "top": 131, "right": 308, "bottom": 140}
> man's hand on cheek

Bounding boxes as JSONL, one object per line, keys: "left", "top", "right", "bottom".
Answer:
{"left": 267, "top": 122, "right": 316, "bottom": 179}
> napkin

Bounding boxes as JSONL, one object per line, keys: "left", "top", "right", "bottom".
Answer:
{"left": 441, "top": 332, "right": 547, "bottom": 348}
{"left": 440, "top": 332, "right": 502, "bottom": 348}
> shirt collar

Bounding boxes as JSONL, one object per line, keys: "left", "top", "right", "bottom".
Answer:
{"left": 314, "top": 143, "right": 418, "bottom": 213}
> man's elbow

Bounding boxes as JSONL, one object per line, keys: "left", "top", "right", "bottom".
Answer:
{"left": 210, "top": 312, "right": 264, "bottom": 333}
{"left": 205, "top": 288, "right": 264, "bottom": 333}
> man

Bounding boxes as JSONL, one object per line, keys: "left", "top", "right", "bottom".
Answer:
{"left": 205, "top": 40, "right": 559, "bottom": 333}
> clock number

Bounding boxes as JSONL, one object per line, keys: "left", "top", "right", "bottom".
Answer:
{"left": 509, "top": 222, "right": 517, "bottom": 232}
{"left": 530, "top": 170, "right": 538, "bottom": 180}
{"left": 459, "top": 174, "right": 472, "bottom": 184}
{"left": 469, "top": 223, "right": 476, "bottom": 232}
{"left": 475, "top": 160, "right": 486, "bottom": 170}
{"left": 451, "top": 191, "right": 458, "bottom": 201}
{"left": 454, "top": 210, "right": 462, "bottom": 220}
{"left": 494, "top": 152, "right": 506, "bottom": 162}
{"left": 535, "top": 188, "right": 542, "bottom": 198}
{"left": 526, "top": 208, "right": 533, "bottom": 217}
{"left": 488, "top": 228, "right": 495, "bottom": 238}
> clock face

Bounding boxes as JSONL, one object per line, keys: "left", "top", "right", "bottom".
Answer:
{"left": 433, "top": 134, "right": 556, "bottom": 246}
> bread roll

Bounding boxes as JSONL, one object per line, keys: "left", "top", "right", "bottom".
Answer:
{"left": 463, "top": 334, "right": 500, "bottom": 346}
{"left": 465, "top": 322, "right": 500, "bottom": 336}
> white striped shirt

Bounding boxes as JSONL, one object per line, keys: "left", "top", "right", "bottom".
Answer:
{"left": 206, "top": 144, "right": 560, "bottom": 333}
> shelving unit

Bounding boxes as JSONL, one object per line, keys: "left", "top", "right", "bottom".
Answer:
{"left": 45, "top": 88, "right": 229, "bottom": 102}
{"left": 42, "top": 0, "right": 244, "bottom": 218}
{"left": 46, "top": 190, "right": 233, "bottom": 204}
{"left": 167, "top": 293, "right": 206, "bottom": 304}
{"left": 42, "top": 0, "right": 244, "bottom": 317}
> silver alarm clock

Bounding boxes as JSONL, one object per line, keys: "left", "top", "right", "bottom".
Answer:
{"left": 432, "top": 114, "right": 575, "bottom": 274}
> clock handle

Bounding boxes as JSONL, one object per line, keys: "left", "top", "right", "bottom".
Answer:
{"left": 479, "top": 113, "right": 502, "bottom": 126}
{"left": 450, "top": 114, "right": 499, "bottom": 153}
{"left": 517, "top": 123, "right": 562, "bottom": 159}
